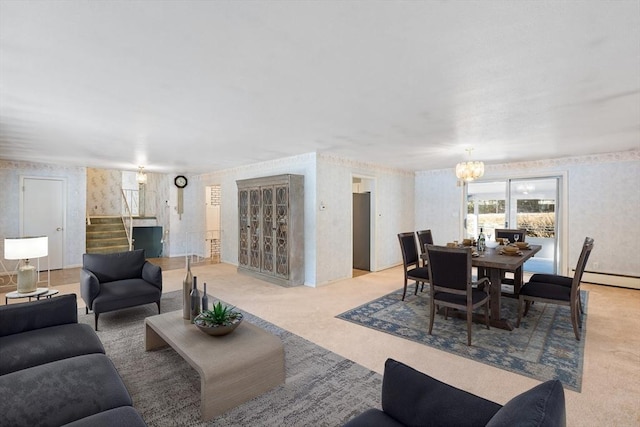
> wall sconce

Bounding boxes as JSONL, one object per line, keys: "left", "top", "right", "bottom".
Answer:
{"left": 4, "top": 236, "right": 48, "bottom": 293}
{"left": 136, "top": 166, "right": 147, "bottom": 184}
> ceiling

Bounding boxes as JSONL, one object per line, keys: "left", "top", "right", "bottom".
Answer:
{"left": 1, "top": 1, "right": 639, "bottom": 174}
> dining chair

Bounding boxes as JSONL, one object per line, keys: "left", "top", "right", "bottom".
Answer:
{"left": 415, "top": 230, "right": 434, "bottom": 292}
{"left": 424, "top": 244, "right": 491, "bottom": 346}
{"left": 516, "top": 237, "right": 594, "bottom": 340}
{"left": 494, "top": 228, "right": 527, "bottom": 294}
{"left": 397, "top": 232, "right": 430, "bottom": 301}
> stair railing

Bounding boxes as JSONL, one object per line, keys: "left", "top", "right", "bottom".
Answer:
{"left": 121, "top": 189, "right": 134, "bottom": 250}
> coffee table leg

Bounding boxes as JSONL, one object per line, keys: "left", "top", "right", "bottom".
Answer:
{"left": 145, "top": 323, "right": 168, "bottom": 351}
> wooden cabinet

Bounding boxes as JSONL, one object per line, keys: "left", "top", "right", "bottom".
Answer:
{"left": 237, "top": 174, "right": 304, "bottom": 286}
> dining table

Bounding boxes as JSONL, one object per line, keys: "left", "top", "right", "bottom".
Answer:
{"left": 421, "top": 244, "right": 541, "bottom": 331}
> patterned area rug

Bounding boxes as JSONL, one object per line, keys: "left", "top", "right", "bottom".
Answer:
{"left": 78, "top": 291, "right": 381, "bottom": 426}
{"left": 337, "top": 288, "right": 587, "bottom": 392}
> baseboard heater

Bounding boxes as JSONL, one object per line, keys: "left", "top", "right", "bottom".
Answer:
{"left": 576, "top": 270, "right": 640, "bottom": 290}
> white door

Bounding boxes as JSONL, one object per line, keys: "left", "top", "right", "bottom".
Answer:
{"left": 22, "top": 177, "right": 65, "bottom": 270}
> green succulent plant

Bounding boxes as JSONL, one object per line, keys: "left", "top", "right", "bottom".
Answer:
{"left": 195, "top": 301, "right": 243, "bottom": 327}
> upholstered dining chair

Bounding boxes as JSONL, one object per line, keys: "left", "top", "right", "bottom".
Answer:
{"left": 424, "top": 244, "right": 491, "bottom": 346}
{"left": 415, "top": 229, "right": 434, "bottom": 292}
{"left": 397, "top": 232, "right": 430, "bottom": 301}
{"left": 516, "top": 237, "right": 594, "bottom": 341}
{"left": 495, "top": 228, "right": 526, "bottom": 244}
{"left": 416, "top": 229, "right": 434, "bottom": 266}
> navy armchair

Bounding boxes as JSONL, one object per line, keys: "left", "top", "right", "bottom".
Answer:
{"left": 81, "top": 249, "right": 162, "bottom": 330}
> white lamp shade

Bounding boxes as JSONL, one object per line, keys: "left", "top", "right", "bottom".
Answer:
{"left": 4, "top": 236, "right": 48, "bottom": 260}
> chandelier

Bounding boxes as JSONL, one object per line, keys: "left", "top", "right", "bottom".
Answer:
{"left": 455, "top": 149, "right": 484, "bottom": 182}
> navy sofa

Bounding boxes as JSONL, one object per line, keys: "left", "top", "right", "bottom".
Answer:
{"left": 81, "top": 249, "right": 162, "bottom": 330}
{"left": 344, "top": 358, "right": 566, "bottom": 427}
{"left": 0, "top": 295, "right": 146, "bottom": 427}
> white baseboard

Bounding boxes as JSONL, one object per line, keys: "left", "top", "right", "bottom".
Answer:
{"left": 577, "top": 270, "right": 640, "bottom": 290}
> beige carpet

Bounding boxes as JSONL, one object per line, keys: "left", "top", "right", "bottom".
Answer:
{"left": 5, "top": 262, "right": 639, "bottom": 425}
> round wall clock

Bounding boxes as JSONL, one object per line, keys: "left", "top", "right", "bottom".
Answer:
{"left": 175, "top": 175, "right": 188, "bottom": 188}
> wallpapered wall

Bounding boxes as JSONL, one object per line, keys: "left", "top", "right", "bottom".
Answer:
{"left": 415, "top": 150, "right": 640, "bottom": 277}
{"left": 0, "top": 160, "right": 86, "bottom": 268}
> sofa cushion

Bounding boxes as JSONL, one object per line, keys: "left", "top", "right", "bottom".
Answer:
{"left": 342, "top": 408, "right": 405, "bottom": 427}
{"left": 0, "top": 354, "right": 133, "bottom": 427}
{"left": 62, "top": 406, "right": 146, "bottom": 427}
{"left": 381, "top": 359, "right": 501, "bottom": 426}
{"left": 486, "top": 380, "right": 566, "bottom": 427}
{"left": 0, "top": 323, "right": 105, "bottom": 375}
{"left": 82, "top": 249, "right": 146, "bottom": 283}
{"left": 0, "top": 294, "right": 78, "bottom": 337}
{"left": 92, "top": 278, "right": 162, "bottom": 313}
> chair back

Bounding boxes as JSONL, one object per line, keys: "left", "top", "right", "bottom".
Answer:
{"left": 424, "top": 244, "right": 471, "bottom": 293}
{"left": 495, "top": 228, "right": 526, "bottom": 243}
{"left": 572, "top": 237, "right": 594, "bottom": 293}
{"left": 416, "top": 230, "right": 434, "bottom": 256}
{"left": 398, "top": 232, "right": 419, "bottom": 268}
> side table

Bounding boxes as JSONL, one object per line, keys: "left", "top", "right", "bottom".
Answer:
{"left": 5, "top": 288, "right": 59, "bottom": 305}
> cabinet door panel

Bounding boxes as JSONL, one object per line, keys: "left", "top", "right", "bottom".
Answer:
{"left": 275, "top": 185, "right": 289, "bottom": 279}
{"left": 261, "top": 186, "right": 275, "bottom": 274}
{"left": 238, "top": 189, "right": 249, "bottom": 267}
{"left": 249, "top": 188, "right": 261, "bottom": 270}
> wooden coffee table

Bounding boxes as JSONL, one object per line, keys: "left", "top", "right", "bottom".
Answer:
{"left": 145, "top": 310, "right": 285, "bottom": 420}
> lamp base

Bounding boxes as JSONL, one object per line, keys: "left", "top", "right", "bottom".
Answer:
{"left": 17, "top": 265, "right": 37, "bottom": 293}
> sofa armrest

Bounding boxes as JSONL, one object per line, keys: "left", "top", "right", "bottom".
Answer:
{"left": 80, "top": 268, "right": 100, "bottom": 309}
{"left": 142, "top": 261, "right": 162, "bottom": 290}
{"left": 381, "top": 359, "right": 501, "bottom": 426}
{"left": 0, "top": 294, "right": 78, "bottom": 337}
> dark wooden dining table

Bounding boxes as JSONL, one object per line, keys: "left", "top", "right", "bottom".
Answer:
{"left": 421, "top": 244, "right": 541, "bottom": 331}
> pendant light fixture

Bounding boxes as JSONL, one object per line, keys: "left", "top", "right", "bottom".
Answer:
{"left": 455, "top": 148, "right": 485, "bottom": 182}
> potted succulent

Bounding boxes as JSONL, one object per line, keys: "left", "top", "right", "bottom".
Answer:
{"left": 194, "top": 301, "right": 244, "bottom": 336}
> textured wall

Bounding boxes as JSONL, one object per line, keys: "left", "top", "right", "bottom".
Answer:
{"left": 416, "top": 150, "right": 640, "bottom": 277}
{"left": 86, "top": 168, "right": 122, "bottom": 216}
{"left": 0, "top": 160, "right": 86, "bottom": 268}
{"left": 316, "top": 154, "right": 415, "bottom": 285}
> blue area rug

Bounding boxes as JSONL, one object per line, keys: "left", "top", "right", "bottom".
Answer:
{"left": 337, "top": 288, "right": 587, "bottom": 391}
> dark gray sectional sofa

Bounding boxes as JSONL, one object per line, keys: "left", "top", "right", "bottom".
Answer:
{"left": 344, "top": 358, "right": 566, "bottom": 427}
{"left": 0, "top": 294, "right": 146, "bottom": 427}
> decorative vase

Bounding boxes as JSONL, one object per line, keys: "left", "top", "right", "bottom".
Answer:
{"left": 190, "top": 276, "right": 201, "bottom": 323}
{"left": 202, "top": 282, "right": 209, "bottom": 312}
{"left": 182, "top": 256, "right": 193, "bottom": 320}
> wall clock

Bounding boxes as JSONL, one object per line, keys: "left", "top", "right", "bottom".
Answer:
{"left": 175, "top": 175, "right": 188, "bottom": 219}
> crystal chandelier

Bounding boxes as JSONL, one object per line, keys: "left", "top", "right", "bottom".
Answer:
{"left": 455, "top": 149, "right": 484, "bottom": 182}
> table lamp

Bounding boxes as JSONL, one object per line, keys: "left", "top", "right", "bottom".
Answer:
{"left": 4, "top": 236, "right": 48, "bottom": 293}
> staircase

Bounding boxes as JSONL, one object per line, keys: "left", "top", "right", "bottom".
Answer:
{"left": 86, "top": 216, "right": 130, "bottom": 254}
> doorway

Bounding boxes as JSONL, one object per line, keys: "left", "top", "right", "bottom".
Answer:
{"left": 21, "top": 177, "right": 65, "bottom": 270}
{"left": 205, "top": 185, "right": 221, "bottom": 262}
{"left": 352, "top": 177, "right": 375, "bottom": 275}
{"left": 464, "top": 177, "right": 560, "bottom": 274}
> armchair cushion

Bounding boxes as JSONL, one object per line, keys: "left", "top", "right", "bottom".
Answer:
{"left": 486, "top": 379, "right": 566, "bottom": 427}
{"left": 381, "top": 359, "right": 501, "bottom": 426}
{"left": 91, "top": 278, "right": 162, "bottom": 313}
{"left": 82, "top": 249, "right": 146, "bottom": 283}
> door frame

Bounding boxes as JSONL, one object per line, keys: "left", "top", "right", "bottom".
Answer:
{"left": 351, "top": 174, "right": 377, "bottom": 274}
{"left": 19, "top": 175, "right": 67, "bottom": 270}
{"left": 461, "top": 171, "right": 568, "bottom": 275}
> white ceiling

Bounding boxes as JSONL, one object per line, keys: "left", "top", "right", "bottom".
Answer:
{"left": 1, "top": 1, "right": 639, "bottom": 174}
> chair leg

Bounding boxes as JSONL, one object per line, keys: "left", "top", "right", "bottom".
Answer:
{"left": 571, "top": 305, "right": 581, "bottom": 341}
{"left": 516, "top": 297, "right": 524, "bottom": 328}
{"left": 156, "top": 300, "right": 161, "bottom": 314}
{"left": 467, "top": 310, "right": 472, "bottom": 346}
{"left": 428, "top": 300, "right": 435, "bottom": 335}
{"left": 85, "top": 307, "right": 89, "bottom": 315}
{"left": 484, "top": 303, "right": 490, "bottom": 330}
{"left": 402, "top": 279, "right": 408, "bottom": 301}
{"left": 414, "top": 281, "right": 419, "bottom": 296}
{"left": 94, "top": 313, "right": 99, "bottom": 331}
{"left": 523, "top": 300, "right": 531, "bottom": 317}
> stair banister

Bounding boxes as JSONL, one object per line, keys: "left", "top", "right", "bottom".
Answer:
{"left": 120, "top": 189, "right": 134, "bottom": 251}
